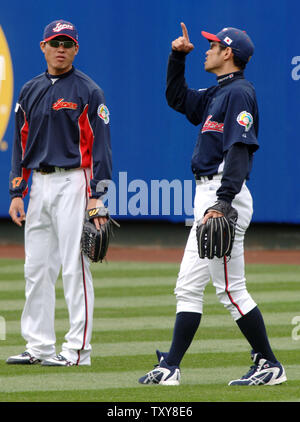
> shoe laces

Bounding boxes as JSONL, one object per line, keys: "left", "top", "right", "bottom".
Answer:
{"left": 242, "top": 364, "right": 258, "bottom": 379}
{"left": 56, "top": 354, "right": 74, "bottom": 366}
{"left": 56, "top": 354, "right": 67, "bottom": 361}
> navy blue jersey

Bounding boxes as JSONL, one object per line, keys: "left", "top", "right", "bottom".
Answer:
{"left": 9, "top": 66, "right": 112, "bottom": 199}
{"left": 166, "top": 50, "right": 259, "bottom": 186}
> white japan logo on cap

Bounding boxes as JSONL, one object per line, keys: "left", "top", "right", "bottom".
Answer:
{"left": 223, "top": 36, "right": 233, "bottom": 45}
{"left": 53, "top": 23, "right": 74, "bottom": 33}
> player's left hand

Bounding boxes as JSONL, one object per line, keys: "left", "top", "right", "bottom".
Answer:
{"left": 202, "top": 210, "right": 223, "bottom": 225}
{"left": 87, "top": 198, "right": 107, "bottom": 230}
{"left": 196, "top": 200, "right": 238, "bottom": 259}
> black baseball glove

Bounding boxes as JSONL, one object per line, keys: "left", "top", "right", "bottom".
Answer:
{"left": 81, "top": 207, "right": 120, "bottom": 263}
{"left": 196, "top": 200, "right": 238, "bottom": 259}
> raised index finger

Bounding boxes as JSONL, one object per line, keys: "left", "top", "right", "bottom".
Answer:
{"left": 180, "top": 22, "right": 190, "bottom": 41}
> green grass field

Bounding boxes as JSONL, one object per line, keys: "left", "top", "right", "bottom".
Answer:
{"left": 0, "top": 258, "right": 299, "bottom": 403}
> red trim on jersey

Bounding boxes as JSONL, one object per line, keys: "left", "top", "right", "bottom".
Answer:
{"left": 21, "top": 168, "right": 31, "bottom": 198}
{"left": 224, "top": 257, "right": 244, "bottom": 316}
{"left": 20, "top": 111, "right": 29, "bottom": 157}
{"left": 20, "top": 110, "right": 31, "bottom": 198}
{"left": 83, "top": 169, "right": 91, "bottom": 200}
{"left": 78, "top": 104, "right": 94, "bottom": 171}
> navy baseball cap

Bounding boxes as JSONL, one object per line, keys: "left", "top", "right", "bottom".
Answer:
{"left": 201, "top": 27, "right": 254, "bottom": 63}
{"left": 43, "top": 20, "right": 78, "bottom": 44}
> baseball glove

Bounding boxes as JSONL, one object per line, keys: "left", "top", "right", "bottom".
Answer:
{"left": 196, "top": 200, "right": 238, "bottom": 259}
{"left": 81, "top": 207, "right": 120, "bottom": 263}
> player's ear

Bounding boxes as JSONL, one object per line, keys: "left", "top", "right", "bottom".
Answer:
{"left": 224, "top": 46, "right": 233, "bottom": 61}
{"left": 74, "top": 44, "right": 79, "bottom": 55}
{"left": 40, "top": 41, "right": 46, "bottom": 53}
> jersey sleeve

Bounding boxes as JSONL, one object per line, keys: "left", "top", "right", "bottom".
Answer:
{"left": 9, "top": 89, "right": 31, "bottom": 199}
{"left": 216, "top": 143, "right": 251, "bottom": 204}
{"left": 87, "top": 88, "right": 112, "bottom": 198}
{"left": 222, "top": 88, "right": 259, "bottom": 152}
{"left": 166, "top": 50, "right": 211, "bottom": 126}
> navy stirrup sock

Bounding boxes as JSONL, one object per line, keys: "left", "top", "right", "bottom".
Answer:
{"left": 166, "top": 311, "right": 202, "bottom": 367}
{"left": 236, "top": 306, "right": 277, "bottom": 363}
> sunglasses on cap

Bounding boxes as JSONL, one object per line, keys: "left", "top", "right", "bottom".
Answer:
{"left": 47, "top": 39, "right": 76, "bottom": 48}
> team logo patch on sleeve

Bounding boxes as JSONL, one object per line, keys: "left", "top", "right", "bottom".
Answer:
{"left": 237, "top": 111, "right": 253, "bottom": 132}
{"left": 97, "top": 104, "right": 110, "bottom": 124}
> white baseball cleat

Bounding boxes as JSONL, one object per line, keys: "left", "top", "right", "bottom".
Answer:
{"left": 138, "top": 350, "right": 180, "bottom": 385}
{"left": 6, "top": 351, "right": 42, "bottom": 365}
{"left": 41, "top": 354, "right": 75, "bottom": 367}
{"left": 228, "top": 352, "right": 287, "bottom": 386}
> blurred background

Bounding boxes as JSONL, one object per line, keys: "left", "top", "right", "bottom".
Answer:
{"left": 1, "top": 0, "right": 299, "bottom": 250}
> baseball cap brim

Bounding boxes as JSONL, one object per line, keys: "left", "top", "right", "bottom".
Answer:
{"left": 44, "top": 34, "right": 78, "bottom": 44}
{"left": 201, "top": 31, "right": 221, "bottom": 42}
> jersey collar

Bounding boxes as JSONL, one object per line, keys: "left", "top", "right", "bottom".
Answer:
{"left": 46, "top": 66, "right": 75, "bottom": 80}
{"left": 217, "top": 70, "right": 244, "bottom": 87}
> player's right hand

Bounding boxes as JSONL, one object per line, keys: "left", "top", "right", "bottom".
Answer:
{"left": 87, "top": 198, "right": 108, "bottom": 230}
{"left": 172, "top": 22, "right": 194, "bottom": 53}
{"left": 9, "top": 197, "right": 26, "bottom": 227}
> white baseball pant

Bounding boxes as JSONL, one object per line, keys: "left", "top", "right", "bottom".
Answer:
{"left": 21, "top": 168, "right": 93, "bottom": 365}
{"left": 175, "top": 176, "right": 257, "bottom": 321}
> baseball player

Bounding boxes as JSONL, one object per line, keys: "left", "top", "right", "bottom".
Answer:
{"left": 7, "top": 20, "right": 112, "bottom": 366}
{"left": 139, "top": 23, "right": 287, "bottom": 386}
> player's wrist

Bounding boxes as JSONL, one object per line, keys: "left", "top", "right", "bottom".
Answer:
{"left": 217, "top": 195, "right": 233, "bottom": 205}
{"left": 170, "top": 50, "right": 188, "bottom": 60}
{"left": 10, "top": 194, "right": 23, "bottom": 201}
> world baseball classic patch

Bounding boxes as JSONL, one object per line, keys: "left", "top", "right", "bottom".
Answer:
{"left": 236, "top": 111, "right": 253, "bottom": 132}
{"left": 97, "top": 104, "right": 110, "bottom": 124}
